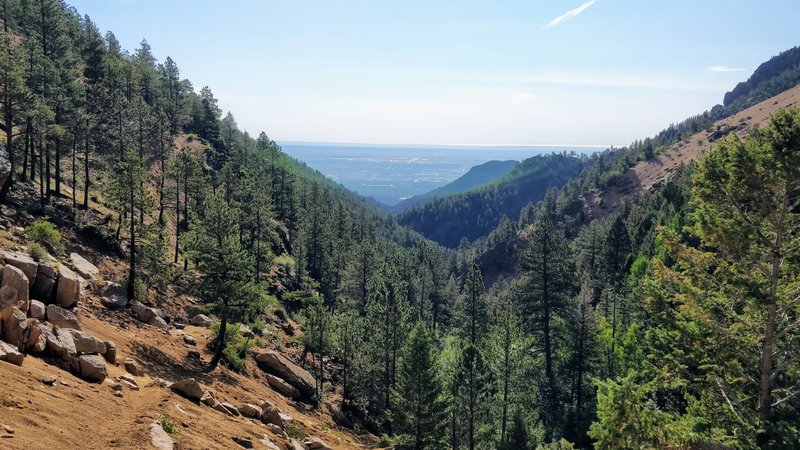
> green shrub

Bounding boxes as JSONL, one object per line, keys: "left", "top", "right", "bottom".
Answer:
{"left": 210, "top": 322, "right": 260, "bottom": 372}
{"left": 158, "top": 413, "right": 176, "bottom": 435}
{"left": 28, "top": 242, "right": 48, "bottom": 262}
{"left": 273, "top": 307, "right": 288, "bottom": 322}
{"left": 249, "top": 318, "right": 266, "bottom": 335}
{"left": 286, "top": 426, "right": 307, "bottom": 440}
{"left": 24, "top": 220, "right": 64, "bottom": 255}
{"left": 377, "top": 434, "right": 393, "bottom": 448}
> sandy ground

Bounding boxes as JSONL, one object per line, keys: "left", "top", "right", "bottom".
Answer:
{"left": 583, "top": 83, "right": 800, "bottom": 218}
{"left": 0, "top": 302, "right": 371, "bottom": 450}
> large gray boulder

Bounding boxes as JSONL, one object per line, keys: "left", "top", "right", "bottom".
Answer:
{"left": 190, "top": 313, "right": 213, "bottom": 327}
{"left": 29, "top": 299, "right": 46, "bottom": 320}
{"left": 239, "top": 403, "right": 263, "bottom": 419}
{"left": 2, "top": 265, "right": 29, "bottom": 312}
{"left": 1, "top": 306, "right": 27, "bottom": 349}
{"left": 303, "top": 437, "right": 332, "bottom": 450}
{"left": 131, "top": 301, "right": 169, "bottom": 330}
{"left": 255, "top": 351, "right": 315, "bottom": 399}
{"left": 266, "top": 373, "right": 301, "bottom": 400}
{"left": 100, "top": 282, "right": 127, "bottom": 309}
{"left": 170, "top": 378, "right": 208, "bottom": 401}
{"left": 4, "top": 251, "right": 37, "bottom": 287}
{"left": 46, "top": 304, "right": 81, "bottom": 329}
{"left": 64, "top": 329, "right": 106, "bottom": 354}
{"left": 42, "top": 324, "right": 77, "bottom": 357}
{"left": 260, "top": 400, "right": 286, "bottom": 428}
{"left": 55, "top": 266, "right": 81, "bottom": 308}
{"left": 0, "top": 340, "right": 24, "bottom": 366}
{"left": 69, "top": 253, "right": 99, "bottom": 279}
{"left": 77, "top": 354, "right": 107, "bottom": 383}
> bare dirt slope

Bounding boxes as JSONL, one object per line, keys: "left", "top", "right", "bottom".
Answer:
{"left": 583, "top": 83, "right": 800, "bottom": 219}
{"left": 0, "top": 302, "right": 369, "bottom": 450}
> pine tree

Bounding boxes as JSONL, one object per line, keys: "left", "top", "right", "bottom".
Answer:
{"left": 518, "top": 214, "right": 575, "bottom": 436}
{"left": 391, "top": 322, "right": 447, "bottom": 450}
{"left": 186, "top": 188, "right": 264, "bottom": 372}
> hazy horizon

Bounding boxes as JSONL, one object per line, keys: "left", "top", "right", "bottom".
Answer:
{"left": 70, "top": 0, "right": 799, "bottom": 146}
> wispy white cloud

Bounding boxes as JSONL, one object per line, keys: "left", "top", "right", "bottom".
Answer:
{"left": 510, "top": 92, "right": 537, "bottom": 104}
{"left": 545, "top": 0, "right": 597, "bottom": 28}
{"left": 706, "top": 65, "right": 745, "bottom": 72}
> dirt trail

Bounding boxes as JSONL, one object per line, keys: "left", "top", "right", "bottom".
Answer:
{"left": 584, "top": 83, "right": 800, "bottom": 218}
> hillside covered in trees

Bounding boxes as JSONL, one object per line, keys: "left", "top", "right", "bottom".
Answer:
{"left": 0, "top": 1, "right": 799, "bottom": 449}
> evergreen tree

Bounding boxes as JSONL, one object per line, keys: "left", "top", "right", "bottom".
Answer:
{"left": 391, "top": 322, "right": 447, "bottom": 450}
{"left": 186, "top": 189, "right": 264, "bottom": 372}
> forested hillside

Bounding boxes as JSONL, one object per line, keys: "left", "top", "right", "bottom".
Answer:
{"left": 719, "top": 45, "right": 800, "bottom": 117}
{"left": 0, "top": 1, "right": 799, "bottom": 449}
{"left": 397, "top": 152, "right": 587, "bottom": 247}
{"left": 391, "top": 159, "right": 517, "bottom": 213}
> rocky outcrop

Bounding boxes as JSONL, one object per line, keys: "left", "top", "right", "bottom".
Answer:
{"left": 77, "top": 354, "right": 107, "bottom": 383}
{"left": 1, "top": 306, "right": 27, "bottom": 349}
{"left": 55, "top": 266, "right": 81, "bottom": 308}
{"left": 69, "top": 253, "right": 99, "bottom": 279}
{"left": 255, "top": 351, "right": 315, "bottom": 399}
{"left": 266, "top": 374, "right": 301, "bottom": 400}
{"left": 46, "top": 304, "right": 81, "bottom": 329}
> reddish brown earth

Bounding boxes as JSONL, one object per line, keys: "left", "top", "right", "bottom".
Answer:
{"left": 583, "top": 83, "right": 800, "bottom": 219}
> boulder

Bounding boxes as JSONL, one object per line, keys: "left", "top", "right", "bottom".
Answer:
{"left": 46, "top": 304, "right": 81, "bottom": 329}
{"left": 266, "top": 374, "right": 302, "bottom": 400}
{"left": 217, "top": 402, "right": 240, "bottom": 417}
{"left": 29, "top": 300, "right": 45, "bottom": 320}
{"left": 77, "top": 354, "right": 107, "bottom": 383}
{"left": 266, "top": 423, "right": 289, "bottom": 441}
{"left": 42, "top": 324, "right": 77, "bottom": 357}
{"left": 190, "top": 314, "right": 213, "bottom": 327}
{"left": 31, "top": 263, "right": 57, "bottom": 302}
{"left": 131, "top": 301, "right": 156, "bottom": 323}
{"left": 0, "top": 340, "right": 24, "bottom": 366}
{"left": 55, "top": 266, "right": 81, "bottom": 308}
{"left": 303, "top": 437, "right": 332, "bottom": 450}
{"left": 238, "top": 403, "right": 263, "bottom": 419}
{"left": 0, "top": 306, "right": 27, "bottom": 349}
{"left": 0, "top": 285, "right": 15, "bottom": 311}
{"left": 69, "top": 253, "right": 99, "bottom": 279}
{"left": 182, "top": 334, "right": 197, "bottom": 346}
{"left": 239, "top": 324, "right": 254, "bottom": 338}
{"left": 102, "top": 341, "right": 117, "bottom": 364}
{"left": 100, "top": 282, "right": 127, "bottom": 309}
{"left": 2, "top": 265, "right": 29, "bottom": 311}
{"left": 4, "top": 251, "right": 36, "bottom": 287}
{"left": 260, "top": 400, "right": 285, "bottom": 428}
{"left": 64, "top": 329, "right": 106, "bottom": 354}
{"left": 124, "top": 358, "right": 143, "bottom": 376}
{"left": 150, "top": 421, "right": 175, "bottom": 450}
{"left": 170, "top": 378, "right": 207, "bottom": 401}
{"left": 118, "top": 373, "right": 140, "bottom": 391}
{"left": 260, "top": 436, "right": 281, "bottom": 450}
{"left": 22, "top": 319, "right": 44, "bottom": 353}
{"left": 289, "top": 439, "right": 306, "bottom": 450}
{"left": 255, "top": 351, "right": 315, "bottom": 399}
{"left": 149, "top": 315, "right": 169, "bottom": 331}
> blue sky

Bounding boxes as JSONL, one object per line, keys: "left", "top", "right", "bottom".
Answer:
{"left": 70, "top": 0, "right": 799, "bottom": 146}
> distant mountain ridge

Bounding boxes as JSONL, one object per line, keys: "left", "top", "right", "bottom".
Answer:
{"left": 716, "top": 45, "right": 800, "bottom": 118}
{"left": 390, "top": 160, "right": 517, "bottom": 213}
{"left": 397, "top": 152, "right": 588, "bottom": 247}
